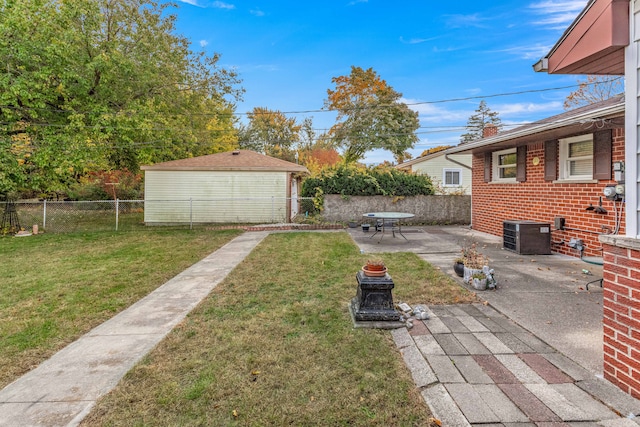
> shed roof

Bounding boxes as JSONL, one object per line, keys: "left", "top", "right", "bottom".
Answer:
{"left": 447, "top": 93, "right": 625, "bottom": 154}
{"left": 141, "top": 150, "right": 310, "bottom": 174}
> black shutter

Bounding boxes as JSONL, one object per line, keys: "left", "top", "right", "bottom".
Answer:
{"left": 593, "top": 130, "right": 612, "bottom": 180}
{"left": 545, "top": 140, "right": 558, "bottom": 181}
{"left": 516, "top": 145, "right": 527, "bottom": 182}
{"left": 484, "top": 152, "right": 491, "bottom": 183}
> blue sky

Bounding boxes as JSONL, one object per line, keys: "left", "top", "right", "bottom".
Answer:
{"left": 168, "top": 0, "right": 591, "bottom": 163}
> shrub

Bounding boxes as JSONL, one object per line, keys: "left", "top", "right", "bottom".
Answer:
{"left": 301, "top": 164, "right": 432, "bottom": 198}
{"left": 67, "top": 170, "right": 143, "bottom": 201}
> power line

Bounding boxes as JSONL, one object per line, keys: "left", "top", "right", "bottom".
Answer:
{"left": 0, "top": 77, "right": 622, "bottom": 119}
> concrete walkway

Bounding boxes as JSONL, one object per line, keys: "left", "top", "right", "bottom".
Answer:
{"left": 0, "top": 231, "right": 269, "bottom": 427}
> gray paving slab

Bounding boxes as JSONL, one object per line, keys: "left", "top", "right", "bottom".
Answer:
{"left": 421, "top": 384, "right": 471, "bottom": 427}
{"left": 474, "top": 332, "right": 514, "bottom": 354}
{"left": 399, "top": 344, "right": 438, "bottom": 388}
{"left": 473, "top": 384, "right": 529, "bottom": 423}
{"left": 434, "top": 333, "right": 469, "bottom": 355}
{"left": 425, "top": 316, "right": 451, "bottom": 334}
{"left": 441, "top": 316, "right": 471, "bottom": 333}
{"left": 457, "top": 315, "right": 490, "bottom": 332}
{"left": 494, "top": 333, "right": 536, "bottom": 353}
{"left": 495, "top": 354, "right": 546, "bottom": 384}
{"left": 414, "top": 334, "right": 446, "bottom": 356}
{"left": 0, "top": 231, "right": 270, "bottom": 427}
{"left": 476, "top": 316, "right": 509, "bottom": 333}
{"left": 543, "top": 353, "right": 592, "bottom": 381}
{"left": 525, "top": 383, "right": 617, "bottom": 421}
{"left": 512, "top": 332, "right": 555, "bottom": 353}
{"left": 454, "top": 332, "right": 491, "bottom": 354}
{"left": 426, "top": 355, "right": 466, "bottom": 383}
{"left": 391, "top": 326, "right": 414, "bottom": 349}
{"left": 446, "top": 383, "right": 500, "bottom": 423}
{"left": 450, "top": 355, "right": 494, "bottom": 384}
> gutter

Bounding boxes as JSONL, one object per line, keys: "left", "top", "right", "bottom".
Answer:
{"left": 445, "top": 101, "right": 624, "bottom": 155}
{"left": 445, "top": 154, "right": 472, "bottom": 170}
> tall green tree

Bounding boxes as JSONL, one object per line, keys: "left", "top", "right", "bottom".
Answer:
{"left": 0, "top": 0, "right": 242, "bottom": 195}
{"left": 238, "top": 107, "right": 304, "bottom": 163}
{"left": 459, "top": 100, "right": 502, "bottom": 144}
{"left": 325, "top": 66, "right": 419, "bottom": 164}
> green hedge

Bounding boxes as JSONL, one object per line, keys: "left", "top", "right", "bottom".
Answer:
{"left": 301, "top": 164, "right": 433, "bottom": 205}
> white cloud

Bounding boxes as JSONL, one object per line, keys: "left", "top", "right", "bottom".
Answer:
{"left": 176, "top": 0, "right": 200, "bottom": 6}
{"left": 250, "top": 9, "right": 265, "bottom": 17}
{"left": 492, "top": 44, "right": 554, "bottom": 60}
{"left": 399, "top": 36, "right": 441, "bottom": 45}
{"left": 495, "top": 101, "right": 564, "bottom": 116}
{"left": 529, "top": 1, "right": 588, "bottom": 28}
{"left": 444, "top": 13, "right": 490, "bottom": 29}
{"left": 212, "top": 1, "right": 235, "bottom": 10}
{"left": 200, "top": 40, "right": 208, "bottom": 47}
{"left": 347, "top": 0, "right": 368, "bottom": 6}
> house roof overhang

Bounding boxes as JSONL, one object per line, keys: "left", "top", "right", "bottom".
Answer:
{"left": 446, "top": 95, "right": 624, "bottom": 155}
{"left": 533, "top": 0, "right": 629, "bottom": 75}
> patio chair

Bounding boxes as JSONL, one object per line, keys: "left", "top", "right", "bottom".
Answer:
{"left": 374, "top": 219, "right": 399, "bottom": 237}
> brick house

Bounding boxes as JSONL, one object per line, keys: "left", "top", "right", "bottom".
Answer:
{"left": 447, "top": 94, "right": 625, "bottom": 258}
{"left": 523, "top": 0, "right": 640, "bottom": 399}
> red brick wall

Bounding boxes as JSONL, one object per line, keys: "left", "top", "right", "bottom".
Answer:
{"left": 601, "top": 242, "right": 640, "bottom": 399}
{"left": 471, "top": 129, "right": 625, "bottom": 257}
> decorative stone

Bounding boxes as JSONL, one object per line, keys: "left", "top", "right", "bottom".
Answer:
{"left": 350, "top": 270, "right": 401, "bottom": 322}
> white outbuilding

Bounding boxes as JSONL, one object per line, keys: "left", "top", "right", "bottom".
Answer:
{"left": 141, "top": 150, "right": 309, "bottom": 225}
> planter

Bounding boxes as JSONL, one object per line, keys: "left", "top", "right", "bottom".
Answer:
{"left": 471, "top": 277, "right": 487, "bottom": 291}
{"left": 463, "top": 266, "right": 483, "bottom": 283}
{"left": 362, "top": 223, "right": 370, "bottom": 232}
{"left": 362, "top": 265, "right": 388, "bottom": 277}
{"left": 348, "top": 221, "right": 358, "bottom": 228}
{"left": 453, "top": 261, "right": 464, "bottom": 277}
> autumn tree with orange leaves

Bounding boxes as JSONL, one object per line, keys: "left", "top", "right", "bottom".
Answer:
{"left": 325, "top": 66, "right": 419, "bottom": 164}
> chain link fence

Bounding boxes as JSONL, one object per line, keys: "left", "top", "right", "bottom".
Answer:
{"left": 6, "top": 198, "right": 316, "bottom": 234}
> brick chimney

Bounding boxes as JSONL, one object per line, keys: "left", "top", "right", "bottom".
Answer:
{"left": 483, "top": 124, "right": 498, "bottom": 138}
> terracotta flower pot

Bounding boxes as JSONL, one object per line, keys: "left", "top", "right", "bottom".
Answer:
{"left": 362, "top": 265, "right": 388, "bottom": 277}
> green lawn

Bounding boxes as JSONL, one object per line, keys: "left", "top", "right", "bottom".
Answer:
{"left": 0, "top": 229, "right": 242, "bottom": 389}
{"left": 80, "top": 232, "right": 476, "bottom": 426}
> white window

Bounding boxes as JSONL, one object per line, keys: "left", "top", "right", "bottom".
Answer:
{"left": 492, "top": 149, "right": 517, "bottom": 182}
{"left": 559, "top": 135, "right": 593, "bottom": 180}
{"left": 443, "top": 169, "right": 461, "bottom": 186}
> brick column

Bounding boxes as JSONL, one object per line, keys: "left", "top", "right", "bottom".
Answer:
{"left": 599, "top": 235, "right": 640, "bottom": 399}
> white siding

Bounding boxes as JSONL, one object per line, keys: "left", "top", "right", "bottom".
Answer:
{"left": 410, "top": 154, "right": 472, "bottom": 194}
{"left": 144, "top": 170, "right": 289, "bottom": 223}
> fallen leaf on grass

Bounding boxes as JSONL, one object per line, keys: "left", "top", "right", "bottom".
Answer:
{"left": 232, "top": 409, "right": 239, "bottom": 418}
{"left": 251, "top": 370, "right": 260, "bottom": 376}
{"left": 429, "top": 417, "right": 442, "bottom": 426}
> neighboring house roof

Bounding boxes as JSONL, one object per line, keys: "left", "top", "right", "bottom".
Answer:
{"left": 141, "top": 150, "right": 310, "bottom": 174}
{"left": 447, "top": 94, "right": 625, "bottom": 155}
{"left": 396, "top": 147, "right": 468, "bottom": 170}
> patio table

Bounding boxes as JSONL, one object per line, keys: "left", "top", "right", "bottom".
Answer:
{"left": 362, "top": 212, "right": 415, "bottom": 241}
